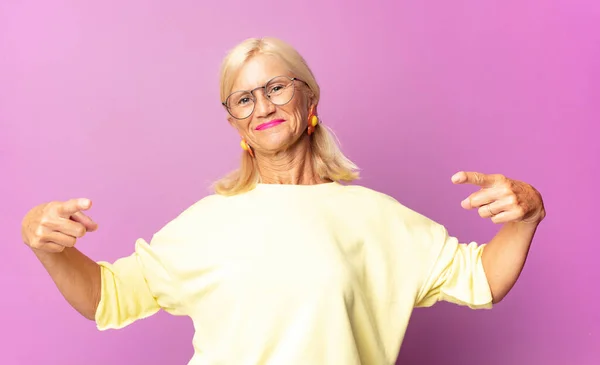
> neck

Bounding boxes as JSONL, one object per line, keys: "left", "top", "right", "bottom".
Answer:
{"left": 255, "top": 135, "right": 328, "bottom": 185}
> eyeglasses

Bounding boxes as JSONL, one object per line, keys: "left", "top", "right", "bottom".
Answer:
{"left": 222, "top": 75, "right": 307, "bottom": 120}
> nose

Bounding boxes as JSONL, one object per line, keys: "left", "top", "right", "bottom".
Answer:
{"left": 253, "top": 89, "right": 276, "bottom": 118}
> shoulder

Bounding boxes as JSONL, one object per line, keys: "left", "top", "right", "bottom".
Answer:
{"left": 339, "top": 185, "right": 451, "bottom": 273}
{"left": 336, "top": 183, "right": 402, "bottom": 205}
{"left": 152, "top": 193, "right": 230, "bottom": 240}
{"left": 340, "top": 184, "right": 444, "bottom": 232}
{"left": 340, "top": 184, "right": 429, "bottom": 216}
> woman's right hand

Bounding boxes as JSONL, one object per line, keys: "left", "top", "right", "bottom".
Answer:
{"left": 21, "top": 198, "right": 99, "bottom": 253}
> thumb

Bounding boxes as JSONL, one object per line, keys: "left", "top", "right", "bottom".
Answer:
{"left": 71, "top": 211, "right": 99, "bottom": 232}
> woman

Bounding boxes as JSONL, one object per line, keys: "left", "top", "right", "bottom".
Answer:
{"left": 21, "top": 37, "right": 546, "bottom": 365}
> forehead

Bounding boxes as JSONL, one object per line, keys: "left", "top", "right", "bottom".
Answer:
{"left": 231, "top": 54, "right": 291, "bottom": 91}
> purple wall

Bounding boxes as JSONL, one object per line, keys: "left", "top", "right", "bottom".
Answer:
{"left": 1, "top": 1, "right": 597, "bottom": 364}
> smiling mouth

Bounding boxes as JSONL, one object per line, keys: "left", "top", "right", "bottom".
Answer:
{"left": 255, "top": 119, "right": 285, "bottom": 131}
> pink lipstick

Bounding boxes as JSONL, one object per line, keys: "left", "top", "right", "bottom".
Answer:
{"left": 255, "top": 119, "right": 285, "bottom": 131}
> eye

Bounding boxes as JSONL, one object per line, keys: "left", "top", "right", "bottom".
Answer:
{"left": 267, "top": 83, "right": 286, "bottom": 94}
{"left": 237, "top": 97, "right": 251, "bottom": 105}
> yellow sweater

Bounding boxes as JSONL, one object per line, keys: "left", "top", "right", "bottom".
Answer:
{"left": 95, "top": 182, "right": 493, "bottom": 365}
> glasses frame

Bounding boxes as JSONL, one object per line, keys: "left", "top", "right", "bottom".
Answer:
{"left": 222, "top": 75, "right": 308, "bottom": 120}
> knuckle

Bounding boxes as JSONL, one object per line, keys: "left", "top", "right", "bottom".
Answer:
{"left": 75, "top": 226, "right": 86, "bottom": 238}
{"left": 47, "top": 201, "right": 64, "bottom": 214}
{"left": 65, "top": 237, "right": 77, "bottom": 247}
{"left": 30, "top": 239, "right": 44, "bottom": 250}
{"left": 510, "top": 180, "right": 523, "bottom": 191}
{"left": 34, "top": 227, "right": 45, "bottom": 238}
{"left": 39, "top": 215, "right": 52, "bottom": 226}
{"left": 46, "top": 201, "right": 59, "bottom": 210}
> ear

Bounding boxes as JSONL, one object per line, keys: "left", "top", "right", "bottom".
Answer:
{"left": 302, "top": 87, "right": 317, "bottom": 114}
{"left": 226, "top": 115, "right": 235, "bottom": 127}
{"left": 227, "top": 115, "right": 242, "bottom": 133}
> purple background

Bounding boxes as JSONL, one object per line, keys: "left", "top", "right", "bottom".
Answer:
{"left": 1, "top": 1, "right": 597, "bottom": 364}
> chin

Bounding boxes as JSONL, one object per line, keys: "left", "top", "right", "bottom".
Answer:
{"left": 255, "top": 132, "right": 298, "bottom": 153}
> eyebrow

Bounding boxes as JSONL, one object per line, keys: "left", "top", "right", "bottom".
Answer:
{"left": 232, "top": 74, "right": 295, "bottom": 92}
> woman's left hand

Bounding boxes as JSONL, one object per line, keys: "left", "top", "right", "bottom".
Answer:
{"left": 451, "top": 171, "right": 546, "bottom": 225}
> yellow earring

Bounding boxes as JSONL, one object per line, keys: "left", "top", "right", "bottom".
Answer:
{"left": 240, "top": 139, "right": 254, "bottom": 157}
{"left": 310, "top": 115, "right": 319, "bottom": 127}
{"left": 307, "top": 114, "right": 319, "bottom": 135}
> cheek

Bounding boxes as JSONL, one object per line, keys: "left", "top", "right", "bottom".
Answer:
{"left": 293, "top": 109, "right": 307, "bottom": 126}
{"left": 281, "top": 108, "right": 306, "bottom": 132}
{"left": 284, "top": 100, "right": 308, "bottom": 127}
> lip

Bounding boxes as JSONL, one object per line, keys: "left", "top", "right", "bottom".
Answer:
{"left": 255, "top": 119, "right": 285, "bottom": 131}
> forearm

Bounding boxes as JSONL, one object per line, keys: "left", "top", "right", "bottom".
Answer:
{"left": 481, "top": 220, "right": 541, "bottom": 303}
{"left": 33, "top": 247, "right": 101, "bottom": 320}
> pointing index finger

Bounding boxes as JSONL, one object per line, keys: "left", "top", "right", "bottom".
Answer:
{"left": 57, "top": 198, "right": 92, "bottom": 217}
{"left": 451, "top": 171, "right": 497, "bottom": 187}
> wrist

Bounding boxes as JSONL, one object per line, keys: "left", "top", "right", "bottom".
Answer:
{"left": 30, "top": 246, "right": 67, "bottom": 265}
{"left": 515, "top": 212, "right": 544, "bottom": 230}
{"left": 525, "top": 207, "right": 546, "bottom": 225}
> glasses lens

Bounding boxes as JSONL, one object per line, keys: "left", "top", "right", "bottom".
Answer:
{"left": 266, "top": 77, "right": 295, "bottom": 105}
{"left": 227, "top": 91, "right": 254, "bottom": 119}
{"left": 225, "top": 76, "right": 296, "bottom": 119}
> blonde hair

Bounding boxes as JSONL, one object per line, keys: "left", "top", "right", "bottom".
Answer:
{"left": 212, "top": 37, "right": 360, "bottom": 196}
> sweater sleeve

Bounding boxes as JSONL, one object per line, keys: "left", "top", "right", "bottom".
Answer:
{"left": 94, "top": 236, "right": 186, "bottom": 330}
{"left": 414, "top": 222, "right": 494, "bottom": 309}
